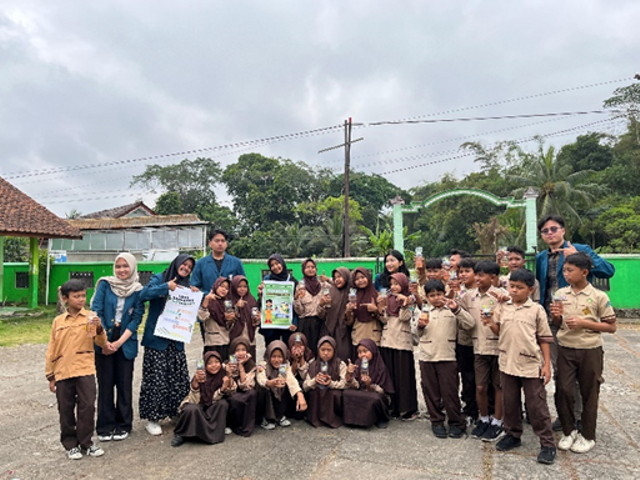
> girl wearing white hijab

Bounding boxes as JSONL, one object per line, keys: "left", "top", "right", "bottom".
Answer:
{"left": 91, "top": 252, "right": 144, "bottom": 441}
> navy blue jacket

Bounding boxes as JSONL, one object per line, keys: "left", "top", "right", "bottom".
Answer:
{"left": 535, "top": 241, "right": 615, "bottom": 306}
{"left": 191, "top": 253, "right": 246, "bottom": 293}
{"left": 139, "top": 273, "right": 185, "bottom": 352}
{"left": 90, "top": 280, "right": 145, "bottom": 360}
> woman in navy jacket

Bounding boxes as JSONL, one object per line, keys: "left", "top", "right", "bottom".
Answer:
{"left": 138, "top": 253, "right": 196, "bottom": 436}
{"left": 91, "top": 252, "right": 144, "bottom": 441}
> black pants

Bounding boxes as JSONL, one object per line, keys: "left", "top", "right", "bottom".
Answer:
{"left": 95, "top": 329, "right": 135, "bottom": 435}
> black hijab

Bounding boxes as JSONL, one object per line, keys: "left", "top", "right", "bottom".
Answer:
{"left": 162, "top": 253, "right": 196, "bottom": 287}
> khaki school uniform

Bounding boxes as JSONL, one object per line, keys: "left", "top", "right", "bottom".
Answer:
{"left": 494, "top": 299, "right": 555, "bottom": 447}
{"left": 345, "top": 308, "right": 382, "bottom": 346}
{"left": 458, "top": 286, "right": 507, "bottom": 389}
{"left": 499, "top": 274, "right": 540, "bottom": 302}
{"left": 555, "top": 283, "right": 616, "bottom": 440}
{"left": 418, "top": 305, "right": 474, "bottom": 428}
{"left": 199, "top": 306, "right": 230, "bottom": 349}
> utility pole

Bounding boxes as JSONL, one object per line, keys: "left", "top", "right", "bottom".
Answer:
{"left": 318, "top": 118, "right": 363, "bottom": 258}
{"left": 343, "top": 118, "right": 352, "bottom": 257}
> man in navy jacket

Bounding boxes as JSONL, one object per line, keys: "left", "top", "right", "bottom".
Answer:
{"left": 535, "top": 214, "right": 615, "bottom": 312}
{"left": 535, "top": 213, "right": 614, "bottom": 430}
{"left": 191, "top": 228, "right": 246, "bottom": 293}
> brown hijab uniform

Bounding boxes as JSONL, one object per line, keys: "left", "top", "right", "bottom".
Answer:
{"left": 304, "top": 336, "right": 345, "bottom": 428}
{"left": 226, "top": 336, "right": 258, "bottom": 437}
{"left": 379, "top": 272, "right": 419, "bottom": 419}
{"left": 318, "top": 267, "right": 352, "bottom": 363}
{"left": 173, "top": 351, "right": 229, "bottom": 445}
{"left": 229, "top": 275, "right": 259, "bottom": 358}
{"left": 343, "top": 338, "right": 394, "bottom": 428}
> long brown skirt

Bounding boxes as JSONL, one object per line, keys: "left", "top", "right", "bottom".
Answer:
{"left": 380, "top": 347, "right": 418, "bottom": 416}
{"left": 306, "top": 388, "right": 343, "bottom": 428}
{"left": 258, "top": 386, "right": 292, "bottom": 422}
{"left": 343, "top": 389, "right": 390, "bottom": 427}
{"left": 227, "top": 389, "right": 257, "bottom": 437}
{"left": 174, "top": 400, "right": 228, "bottom": 445}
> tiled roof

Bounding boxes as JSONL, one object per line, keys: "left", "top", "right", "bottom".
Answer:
{"left": 80, "top": 201, "right": 156, "bottom": 219}
{"left": 0, "top": 177, "right": 83, "bottom": 238}
{"left": 69, "top": 214, "right": 207, "bottom": 230}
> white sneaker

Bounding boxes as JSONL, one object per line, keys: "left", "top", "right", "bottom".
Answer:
{"left": 85, "top": 445, "right": 105, "bottom": 457}
{"left": 146, "top": 421, "right": 162, "bottom": 436}
{"left": 260, "top": 419, "right": 276, "bottom": 431}
{"left": 558, "top": 430, "right": 578, "bottom": 451}
{"left": 98, "top": 433, "right": 113, "bottom": 442}
{"left": 67, "top": 447, "right": 83, "bottom": 460}
{"left": 112, "top": 431, "right": 129, "bottom": 441}
{"left": 278, "top": 416, "right": 291, "bottom": 427}
{"left": 570, "top": 433, "right": 596, "bottom": 453}
{"left": 225, "top": 427, "right": 232, "bottom": 435}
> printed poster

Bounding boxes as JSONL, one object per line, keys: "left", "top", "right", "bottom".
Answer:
{"left": 154, "top": 287, "right": 204, "bottom": 344}
{"left": 261, "top": 280, "right": 294, "bottom": 330}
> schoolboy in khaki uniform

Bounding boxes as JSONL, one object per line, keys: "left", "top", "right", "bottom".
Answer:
{"left": 485, "top": 269, "right": 556, "bottom": 465}
{"left": 550, "top": 252, "right": 616, "bottom": 454}
{"left": 45, "top": 280, "right": 108, "bottom": 460}
{"left": 454, "top": 257, "right": 478, "bottom": 422}
{"left": 458, "top": 260, "right": 509, "bottom": 442}
{"left": 496, "top": 245, "right": 540, "bottom": 302}
{"left": 418, "top": 280, "right": 474, "bottom": 439}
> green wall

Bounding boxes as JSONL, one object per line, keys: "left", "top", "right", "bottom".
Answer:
{"left": 2, "top": 255, "right": 638, "bottom": 309}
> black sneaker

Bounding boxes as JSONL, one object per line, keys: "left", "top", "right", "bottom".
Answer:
{"left": 448, "top": 425, "right": 465, "bottom": 438}
{"left": 375, "top": 420, "right": 389, "bottom": 429}
{"left": 496, "top": 434, "right": 521, "bottom": 451}
{"left": 537, "top": 446, "right": 556, "bottom": 465}
{"left": 432, "top": 424, "right": 448, "bottom": 439}
{"left": 481, "top": 423, "right": 505, "bottom": 442}
{"left": 171, "top": 435, "right": 184, "bottom": 447}
{"left": 471, "top": 420, "right": 490, "bottom": 439}
{"left": 552, "top": 418, "right": 562, "bottom": 431}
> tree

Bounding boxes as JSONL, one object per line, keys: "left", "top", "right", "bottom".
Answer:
{"left": 555, "top": 133, "right": 614, "bottom": 173}
{"left": 509, "top": 141, "right": 602, "bottom": 226}
{"left": 460, "top": 140, "right": 521, "bottom": 172}
{"left": 473, "top": 217, "right": 508, "bottom": 255}
{"left": 595, "top": 197, "right": 640, "bottom": 253}
{"left": 604, "top": 82, "right": 640, "bottom": 144}
{"left": 222, "top": 153, "right": 333, "bottom": 232}
{"left": 131, "top": 157, "right": 223, "bottom": 212}
{"left": 4, "top": 237, "right": 29, "bottom": 262}
{"left": 155, "top": 192, "right": 184, "bottom": 215}
{"left": 65, "top": 209, "right": 82, "bottom": 219}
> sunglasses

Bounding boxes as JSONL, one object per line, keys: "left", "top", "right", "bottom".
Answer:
{"left": 541, "top": 226, "right": 561, "bottom": 235}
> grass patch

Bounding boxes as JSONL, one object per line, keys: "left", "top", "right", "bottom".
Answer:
{"left": 0, "top": 306, "right": 58, "bottom": 347}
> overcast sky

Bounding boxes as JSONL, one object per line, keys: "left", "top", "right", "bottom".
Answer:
{"left": 1, "top": 0, "right": 638, "bottom": 217}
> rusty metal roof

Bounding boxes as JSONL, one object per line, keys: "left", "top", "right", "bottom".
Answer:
{"left": 0, "top": 176, "right": 83, "bottom": 239}
{"left": 69, "top": 214, "right": 207, "bottom": 230}
{"left": 80, "top": 201, "right": 156, "bottom": 219}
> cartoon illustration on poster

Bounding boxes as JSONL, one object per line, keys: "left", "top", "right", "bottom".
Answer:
{"left": 261, "top": 280, "right": 294, "bottom": 330}
{"left": 154, "top": 287, "right": 204, "bottom": 343}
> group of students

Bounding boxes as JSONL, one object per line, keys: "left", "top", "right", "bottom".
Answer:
{"left": 45, "top": 230, "right": 616, "bottom": 467}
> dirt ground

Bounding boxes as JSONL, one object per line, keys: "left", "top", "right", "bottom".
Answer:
{"left": 1, "top": 324, "right": 640, "bottom": 480}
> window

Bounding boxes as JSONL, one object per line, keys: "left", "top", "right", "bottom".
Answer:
{"left": 69, "top": 271, "right": 95, "bottom": 289}
{"left": 15, "top": 272, "right": 29, "bottom": 289}
{"left": 139, "top": 271, "right": 154, "bottom": 286}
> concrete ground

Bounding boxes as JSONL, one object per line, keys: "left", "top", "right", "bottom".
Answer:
{"left": 1, "top": 324, "right": 639, "bottom": 480}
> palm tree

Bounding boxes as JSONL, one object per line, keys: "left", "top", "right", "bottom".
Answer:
{"left": 509, "top": 141, "right": 603, "bottom": 225}
{"left": 281, "top": 223, "right": 313, "bottom": 257}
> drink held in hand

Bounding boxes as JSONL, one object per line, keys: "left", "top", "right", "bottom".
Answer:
{"left": 278, "top": 364, "right": 287, "bottom": 378}
{"left": 86, "top": 311, "right": 97, "bottom": 337}
{"left": 196, "top": 359, "right": 205, "bottom": 371}
{"left": 224, "top": 300, "right": 234, "bottom": 312}
{"left": 323, "top": 286, "right": 331, "bottom": 296}
{"left": 361, "top": 358, "right": 369, "bottom": 377}
{"left": 299, "top": 279, "right": 305, "bottom": 289}
{"left": 349, "top": 288, "right": 357, "bottom": 303}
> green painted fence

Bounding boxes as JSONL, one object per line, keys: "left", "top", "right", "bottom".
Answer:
{"left": 2, "top": 255, "right": 639, "bottom": 309}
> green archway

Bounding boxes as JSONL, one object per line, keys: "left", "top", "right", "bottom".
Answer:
{"left": 391, "top": 187, "right": 538, "bottom": 254}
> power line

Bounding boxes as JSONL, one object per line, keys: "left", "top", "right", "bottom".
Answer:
{"left": 359, "top": 110, "right": 617, "bottom": 127}
{"left": 361, "top": 77, "right": 633, "bottom": 124}
{"left": 2, "top": 124, "right": 343, "bottom": 180}
{"left": 374, "top": 117, "right": 626, "bottom": 176}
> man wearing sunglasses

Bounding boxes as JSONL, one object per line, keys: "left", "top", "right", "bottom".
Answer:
{"left": 535, "top": 214, "right": 614, "bottom": 430}
{"left": 535, "top": 214, "right": 615, "bottom": 310}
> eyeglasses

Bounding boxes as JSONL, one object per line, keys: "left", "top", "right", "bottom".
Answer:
{"left": 541, "top": 226, "right": 561, "bottom": 235}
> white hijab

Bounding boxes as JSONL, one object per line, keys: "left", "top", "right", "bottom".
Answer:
{"left": 92, "top": 252, "right": 143, "bottom": 302}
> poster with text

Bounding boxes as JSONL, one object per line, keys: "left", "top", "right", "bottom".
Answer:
{"left": 261, "top": 281, "right": 294, "bottom": 330}
{"left": 154, "top": 287, "right": 204, "bottom": 344}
